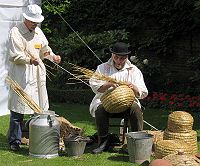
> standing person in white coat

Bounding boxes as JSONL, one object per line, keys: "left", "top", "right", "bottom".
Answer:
{"left": 7, "top": 4, "right": 61, "bottom": 151}
{"left": 89, "top": 42, "right": 148, "bottom": 154}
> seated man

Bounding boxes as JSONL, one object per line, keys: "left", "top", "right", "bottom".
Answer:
{"left": 89, "top": 42, "right": 148, "bottom": 154}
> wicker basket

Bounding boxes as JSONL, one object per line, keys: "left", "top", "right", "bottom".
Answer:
{"left": 163, "top": 151, "right": 200, "bottom": 166}
{"left": 100, "top": 85, "right": 135, "bottom": 113}
{"left": 163, "top": 129, "right": 198, "bottom": 154}
{"left": 167, "top": 111, "right": 194, "bottom": 133}
{"left": 155, "top": 140, "right": 193, "bottom": 159}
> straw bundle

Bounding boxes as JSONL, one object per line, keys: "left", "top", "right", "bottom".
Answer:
{"left": 100, "top": 85, "right": 135, "bottom": 113}
{"left": 167, "top": 111, "right": 194, "bottom": 133}
{"left": 163, "top": 129, "right": 198, "bottom": 154}
{"left": 71, "top": 64, "right": 125, "bottom": 85}
{"left": 6, "top": 76, "right": 42, "bottom": 113}
{"left": 155, "top": 140, "right": 193, "bottom": 159}
{"left": 145, "top": 130, "right": 164, "bottom": 144}
{"left": 56, "top": 117, "right": 84, "bottom": 139}
{"left": 163, "top": 152, "right": 200, "bottom": 166}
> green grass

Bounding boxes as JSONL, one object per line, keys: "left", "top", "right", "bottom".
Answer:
{"left": 0, "top": 103, "right": 200, "bottom": 166}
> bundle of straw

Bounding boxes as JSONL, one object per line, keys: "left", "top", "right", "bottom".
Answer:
{"left": 71, "top": 63, "right": 126, "bottom": 85}
{"left": 6, "top": 76, "right": 42, "bottom": 113}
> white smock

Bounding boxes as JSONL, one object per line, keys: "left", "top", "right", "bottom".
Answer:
{"left": 8, "top": 22, "right": 55, "bottom": 114}
{"left": 89, "top": 58, "right": 148, "bottom": 117}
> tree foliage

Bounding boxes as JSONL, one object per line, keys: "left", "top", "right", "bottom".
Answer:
{"left": 42, "top": 0, "right": 200, "bottom": 94}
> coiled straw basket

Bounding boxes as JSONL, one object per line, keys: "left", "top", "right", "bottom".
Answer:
{"left": 155, "top": 140, "right": 192, "bottom": 159}
{"left": 100, "top": 85, "right": 135, "bottom": 113}
{"left": 163, "top": 129, "right": 198, "bottom": 154}
{"left": 167, "top": 111, "right": 194, "bottom": 133}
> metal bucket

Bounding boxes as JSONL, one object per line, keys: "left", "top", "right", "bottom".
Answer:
{"left": 64, "top": 136, "right": 89, "bottom": 156}
{"left": 29, "top": 110, "right": 60, "bottom": 158}
{"left": 126, "top": 131, "right": 153, "bottom": 164}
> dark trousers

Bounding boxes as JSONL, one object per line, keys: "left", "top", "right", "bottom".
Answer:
{"left": 95, "top": 104, "right": 143, "bottom": 137}
{"left": 8, "top": 111, "right": 24, "bottom": 145}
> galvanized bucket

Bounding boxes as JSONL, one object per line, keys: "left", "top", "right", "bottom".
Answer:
{"left": 64, "top": 136, "right": 89, "bottom": 156}
{"left": 29, "top": 110, "right": 60, "bottom": 158}
{"left": 126, "top": 131, "right": 153, "bottom": 164}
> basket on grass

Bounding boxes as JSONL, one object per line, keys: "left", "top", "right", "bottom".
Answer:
{"left": 100, "top": 85, "right": 135, "bottom": 113}
{"left": 163, "top": 151, "right": 200, "bottom": 166}
{"left": 163, "top": 129, "right": 198, "bottom": 154}
{"left": 154, "top": 140, "right": 193, "bottom": 159}
{"left": 167, "top": 111, "right": 194, "bottom": 133}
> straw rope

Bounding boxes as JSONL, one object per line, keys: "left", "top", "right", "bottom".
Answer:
{"left": 155, "top": 140, "right": 193, "bottom": 159}
{"left": 6, "top": 76, "right": 42, "bottom": 113}
{"left": 167, "top": 111, "right": 194, "bottom": 133}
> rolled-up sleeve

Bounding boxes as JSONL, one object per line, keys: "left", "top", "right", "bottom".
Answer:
{"left": 133, "top": 68, "right": 148, "bottom": 99}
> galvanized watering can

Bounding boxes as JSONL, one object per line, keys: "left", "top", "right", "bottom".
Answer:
{"left": 28, "top": 110, "right": 60, "bottom": 158}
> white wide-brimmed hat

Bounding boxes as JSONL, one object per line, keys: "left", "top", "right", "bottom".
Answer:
{"left": 23, "top": 4, "right": 44, "bottom": 23}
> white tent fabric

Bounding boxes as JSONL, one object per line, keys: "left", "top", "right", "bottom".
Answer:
{"left": 0, "top": 0, "right": 41, "bottom": 116}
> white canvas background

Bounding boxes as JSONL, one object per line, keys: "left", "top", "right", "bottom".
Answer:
{"left": 0, "top": 0, "right": 41, "bottom": 116}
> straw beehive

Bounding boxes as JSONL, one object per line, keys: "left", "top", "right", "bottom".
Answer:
{"left": 163, "top": 129, "right": 198, "bottom": 154}
{"left": 167, "top": 111, "right": 193, "bottom": 133}
{"left": 162, "top": 111, "right": 198, "bottom": 155}
{"left": 100, "top": 85, "right": 135, "bottom": 113}
{"left": 155, "top": 140, "right": 193, "bottom": 159}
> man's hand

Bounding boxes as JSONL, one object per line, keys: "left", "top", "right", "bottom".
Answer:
{"left": 98, "top": 82, "right": 119, "bottom": 93}
{"left": 53, "top": 55, "right": 61, "bottom": 64}
{"left": 126, "top": 82, "right": 140, "bottom": 98}
{"left": 30, "top": 58, "right": 39, "bottom": 66}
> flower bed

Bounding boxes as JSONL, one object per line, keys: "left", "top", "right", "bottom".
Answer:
{"left": 141, "top": 92, "right": 200, "bottom": 112}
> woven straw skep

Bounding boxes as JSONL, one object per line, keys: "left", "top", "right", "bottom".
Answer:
{"left": 155, "top": 140, "right": 193, "bottom": 159}
{"left": 167, "top": 111, "right": 194, "bottom": 133}
{"left": 163, "top": 129, "right": 198, "bottom": 154}
{"left": 100, "top": 85, "right": 135, "bottom": 113}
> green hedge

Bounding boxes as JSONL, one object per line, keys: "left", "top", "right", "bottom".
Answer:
{"left": 48, "top": 88, "right": 94, "bottom": 104}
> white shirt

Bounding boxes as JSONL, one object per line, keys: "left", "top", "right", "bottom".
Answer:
{"left": 89, "top": 58, "right": 148, "bottom": 117}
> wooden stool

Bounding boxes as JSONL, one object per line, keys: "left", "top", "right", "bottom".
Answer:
{"left": 109, "top": 115, "right": 129, "bottom": 145}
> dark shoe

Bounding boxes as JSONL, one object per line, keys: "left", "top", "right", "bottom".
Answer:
{"left": 10, "top": 144, "right": 20, "bottom": 151}
{"left": 92, "top": 136, "right": 110, "bottom": 154}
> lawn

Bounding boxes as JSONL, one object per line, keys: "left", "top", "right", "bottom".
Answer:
{"left": 0, "top": 103, "right": 200, "bottom": 166}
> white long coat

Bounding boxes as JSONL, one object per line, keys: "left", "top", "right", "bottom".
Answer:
{"left": 8, "top": 22, "right": 55, "bottom": 114}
